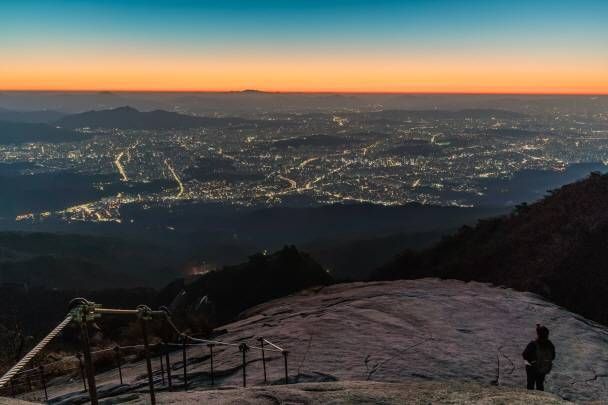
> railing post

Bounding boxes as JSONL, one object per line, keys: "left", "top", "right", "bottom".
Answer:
{"left": 80, "top": 320, "right": 98, "bottom": 405}
{"left": 10, "top": 379, "right": 15, "bottom": 397}
{"left": 139, "top": 309, "right": 156, "bottom": 405}
{"left": 76, "top": 352, "right": 87, "bottom": 391}
{"left": 207, "top": 344, "right": 215, "bottom": 386}
{"left": 282, "top": 350, "right": 289, "bottom": 384}
{"left": 258, "top": 338, "right": 268, "bottom": 383}
{"left": 181, "top": 335, "right": 188, "bottom": 389}
{"left": 163, "top": 341, "right": 172, "bottom": 390}
{"left": 114, "top": 346, "right": 123, "bottom": 385}
{"left": 39, "top": 365, "right": 48, "bottom": 401}
{"left": 158, "top": 343, "right": 166, "bottom": 385}
{"left": 239, "top": 343, "right": 249, "bottom": 388}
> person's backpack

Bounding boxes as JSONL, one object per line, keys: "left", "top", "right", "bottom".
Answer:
{"left": 535, "top": 342, "right": 553, "bottom": 374}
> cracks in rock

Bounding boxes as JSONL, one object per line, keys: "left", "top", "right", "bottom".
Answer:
{"left": 296, "top": 334, "right": 314, "bottom": 377}
{"left": 493, "top": 343, "right": 518, "bottom": 385}
{"left": 583, "top": 364, "right": 608, "bottom": 384}
{"left": 584, "top": 373, "right": 608, "bottom": 382}
{"left": 499, "top": 346, "right": 515, "bottom": 376}
{"left": 254, "top": 393, "right": 282, "bottom": 405}
{"left": 567, "top": 365, "right": 608, "bottom": 390}
{"left": 364, "top": 332, "right": 434, "bottom": 381}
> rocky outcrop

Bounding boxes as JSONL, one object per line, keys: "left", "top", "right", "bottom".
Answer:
{"left": 374, "top": 172, "right": 608, "bottom": 325}
{"left": 37, "top": 280, "right": 608, "bottom": 403}
{"left": 113, "top": 381, "right": 572, "bottom": 404}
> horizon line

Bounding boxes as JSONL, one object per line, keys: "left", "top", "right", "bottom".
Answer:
{"left": 1, "top": 89, "right": 608, "bottom": 96}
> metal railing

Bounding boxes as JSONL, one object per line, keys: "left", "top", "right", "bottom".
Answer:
{"left": 0, "top": 298, "right": 291, "bottom": 404}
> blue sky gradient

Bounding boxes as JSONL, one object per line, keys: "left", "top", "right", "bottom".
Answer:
{"left": 1, "top": 0, "right": 607, "bottom": 92}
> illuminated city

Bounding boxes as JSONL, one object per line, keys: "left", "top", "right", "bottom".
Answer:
{"left": 2, "top": 104, "right": 607, "bottom": 224}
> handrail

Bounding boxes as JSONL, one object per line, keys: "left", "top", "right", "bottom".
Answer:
{"left": 161, "top": 310, "right": 281, "bottom": 351}
{"left": 185, "top": 335, "right": 282, "bottom": 353}
{"left": 262, "top": 338, "right": 285, "bottom": 352}
{"left": 0, "top": 300, "right": 291, "bottom": 401}
{"left": 0, "top": 315, "right": 73, "bottom": 389}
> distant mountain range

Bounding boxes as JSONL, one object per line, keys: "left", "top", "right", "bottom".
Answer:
{"left": 0, "top": 105, "right": 530, "bottom": 134}
{"left": 56, "top": 106, "right": 255, "bottom": 130}
{"left": 51, "top": 105, "right": 524, "bottom": 131}
{"left": 1, "top": 106, "right": 291, "bottom": 142}
{"left": 373, "top": 172, "right": 608, "bottom": 325}
{"left": 2, "top": 92, "right": 607, "bottom": 115}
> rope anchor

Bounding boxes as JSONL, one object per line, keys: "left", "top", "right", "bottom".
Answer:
{"left": 0, "top": 299, "right": 291, "bottom": 402}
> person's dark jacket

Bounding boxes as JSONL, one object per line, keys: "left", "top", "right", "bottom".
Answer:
{"left": 522, "top": 339, "right": 556, "bottom": 367}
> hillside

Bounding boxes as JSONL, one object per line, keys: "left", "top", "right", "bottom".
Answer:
{"left": 373, "top": 172, "right": 608, "bottom": 325}
{"left": 57, "top": 106, "right": 253, "bottom": 130}
{"left": 0, "top": 231, "right": 177, "bottom": 290}
{"left": 158, "top": 246, "right": 332, "bottom": 325}
{"left": 304, "top": 231, "right": 444, "bottom": 280}
{"left": 39, "top": 280, "right": 608, "bottom": 403}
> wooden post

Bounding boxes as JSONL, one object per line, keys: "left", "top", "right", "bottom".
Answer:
{"left": 140, "top": 318, "right": 156, "bottom": 405}
{"left": 80, "top": 322, "right": 98, "bottom": 405}
{"left": 164, "top": 342, "right": 172, "bottom": 390}
{"left": 158, "top": 343, "right": 166, "bottom": 385}
{"left": 239, "top": 343, "right": 249, "bottom": 388}
{"left": 258, "top": 338, "right": 267, "bottom": 383}
{"left": 208, "top": 344, "right": 215, "bottom": 386}
{"left": 283, "top": 351, "right": 289, "bottom": 384}
{"left": 182, "top": 336, "right": 188, "bottom": 389}
{"left": 76, "top": 352, "right": 87, "bottom": 391}
{"left": 114, "top": 346, "right": 123, "bottom": 385}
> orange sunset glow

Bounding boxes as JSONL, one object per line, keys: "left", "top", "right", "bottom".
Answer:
{"left": 3, "top": 0, "right": 608, "bottom": 94}
{"left": 2, "top": 56, "right": 608, "bottom": 94}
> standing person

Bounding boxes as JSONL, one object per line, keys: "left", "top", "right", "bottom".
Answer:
{"left": 522, "top": 324, "right": 556, "bottom": 391}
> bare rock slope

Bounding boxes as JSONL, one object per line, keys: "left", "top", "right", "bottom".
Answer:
{"left": 36, "top": 279, "right": 608, "bottom": 403}
{"left": 215, "top": 279, "right": 608, "bottom": 402}
{"left": 136, "top": 381, "right": 571, "bottom": 404}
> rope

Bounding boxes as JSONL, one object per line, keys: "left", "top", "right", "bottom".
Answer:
{"left": 166, "top": 342, "right": 210, "bottom": 347}
{"left": 165, "top": 339, "right": 280, "bottom": 353}
{"left": 0, "top": 306, "right": 288, "bottom": 393}
{"left": 187, "top": 336, "right": 281, "bottom": 352}
{"left": 0, "top": 315, "right": 73, "bottom": 389}
{"left": 163, "top": 313, "right": 183, "bottom": 336}
{"left": 163, "top": 313, "right": 281, "bottom": 352}
{"left": 112, "top": 344, "right": 145, "bottom": 351}
{"left": 187, "top": 336, "right": 241, "bottom": 348}
{"left": 263, "top": 339, "right": 285, "bottom": 352}
{"left": 90, "top": 347, "right": 115, "bottom": 355}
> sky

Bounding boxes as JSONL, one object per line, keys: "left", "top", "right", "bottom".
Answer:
{"left": 1, "top": 0, "right": 607, "bottom": 93}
